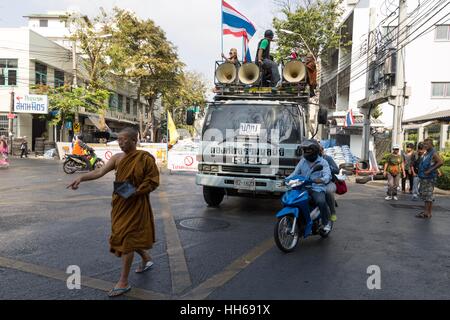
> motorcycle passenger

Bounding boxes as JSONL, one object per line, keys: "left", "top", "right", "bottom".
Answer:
{"left": 320, "top": 144, "right": 339, "bottom": 222}
{"left": 72, "top": 135, "right": 94, "bottom": 170}
{"left": 287, "top": 139, "right": 333, "bottom": 233}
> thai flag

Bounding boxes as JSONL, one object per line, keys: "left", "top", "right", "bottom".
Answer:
{"left": 344, "top": 109, "right": 355, "bottom": 127}
{"left": 222, "top": 0, "right": 256, "bottom": 62}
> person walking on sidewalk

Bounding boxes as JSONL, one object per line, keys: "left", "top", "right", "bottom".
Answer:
{"left": 20, "top": 137, "right": 28, "bottom": 158}
{"left": 67, "top": 127, "right": 160, "bottom": 297}
{"left": 416, "top": 138, "right": 443, "bottom": 219}
{"left": 383, "top": 144, "right": 406, "bottom": 201}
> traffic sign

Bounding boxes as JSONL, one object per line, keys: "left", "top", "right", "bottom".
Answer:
{"left": 73, "top": 122, "right": 81, "bottom": 133}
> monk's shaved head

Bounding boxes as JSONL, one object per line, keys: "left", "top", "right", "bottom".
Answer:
{"left": 119, "top": 127, "right": 138, "bottom": 142}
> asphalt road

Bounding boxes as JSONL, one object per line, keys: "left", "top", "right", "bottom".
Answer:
{"left": 0, "top": 158, "right": 449, "bottom": 300}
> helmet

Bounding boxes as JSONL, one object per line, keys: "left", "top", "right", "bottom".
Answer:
{"left": 264, "top": 29, "right": 274, "bottom": 39}
{"left": 300, "top": 139, "right": 320, "bottom": 162}
{"left": 300, "top": 139, "right": 320, "bottom": 152}
{"left": 77, "top": 134, "right": 84, "bottom": 141}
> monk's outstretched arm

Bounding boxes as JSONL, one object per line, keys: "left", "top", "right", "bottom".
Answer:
{"left": 135, "top": 156, "right": 160, "bottom": 195}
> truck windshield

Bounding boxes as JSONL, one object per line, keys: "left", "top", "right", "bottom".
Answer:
{"left": 202, "top": 103, "right": 303, "bottom": 144}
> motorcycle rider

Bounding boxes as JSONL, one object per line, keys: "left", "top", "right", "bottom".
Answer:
{"left": 320, "top": 144, "right": 340, "bottom": 222}
{"left": 287, "top": 139, "right": 333, "bottom": 233}
{"left": 72, "top": 134, "right": 94, "bottom": 170}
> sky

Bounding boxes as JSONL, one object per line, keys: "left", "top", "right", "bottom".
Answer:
{"left": 0, "top": 0, "right": 282, "bottom": 89}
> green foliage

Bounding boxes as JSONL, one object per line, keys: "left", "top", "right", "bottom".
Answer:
{"left": 108, "top": 8, "right": 183, "bottom": 99}
{"left": 273, "top": 0, "right": 348, "bottom": 62}
{"left": 33, "top": 85, "right": 110, "bottom": 126}
{"left": 162, "top": 71, "right": 208, "bottom": 126}
{"left": 70, "top": 12, "right": 113, "bottom": 89}
{"left": 437, "top": 166, "right": 450, "bottom": 190}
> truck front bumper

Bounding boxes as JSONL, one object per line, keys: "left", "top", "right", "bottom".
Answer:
{"left": 196, "top": 174, "right": 288, "bottom": 193}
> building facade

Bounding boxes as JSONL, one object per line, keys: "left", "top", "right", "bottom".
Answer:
{"left": 319, "top": 0, "right": 450, "bottom": 153}
{"left": 0, "top": 12, "right": 159, "bottom": 150}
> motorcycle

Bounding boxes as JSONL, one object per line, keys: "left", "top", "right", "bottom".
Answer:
{"left": 63, "top": 150, "right": 105, "bottom": 174}
{"left": 274, "top": 165, "right": 331, "bottom": 253}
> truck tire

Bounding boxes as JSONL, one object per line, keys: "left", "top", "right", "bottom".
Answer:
{"left": 203, "top": 186, "right": 225, "bottom": 207}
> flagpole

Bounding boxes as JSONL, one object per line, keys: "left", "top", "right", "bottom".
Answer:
{"left": 221, "top": 0, "right": 224, "bottom": 60}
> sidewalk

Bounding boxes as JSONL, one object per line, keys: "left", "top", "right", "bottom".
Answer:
{"left": 366, "top": 178, "right": 450, "bottom": 196}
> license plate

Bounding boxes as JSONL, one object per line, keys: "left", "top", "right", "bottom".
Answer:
{"left": 234, "top": 178, "right": 256, "bottom": 190}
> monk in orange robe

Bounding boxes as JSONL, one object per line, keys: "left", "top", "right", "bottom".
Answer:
{"left": 67, "top": 127, "right": 159, "bottom": 297}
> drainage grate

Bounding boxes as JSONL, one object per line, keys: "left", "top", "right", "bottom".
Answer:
{"left": 389, "top": 203, "right": 448, "bottom": 211}
{"left": 177, "top": 217, "right": 230, "bottom": 232}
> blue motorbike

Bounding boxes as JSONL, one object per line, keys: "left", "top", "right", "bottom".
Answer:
{"left": 274, "top": 165, "right": 330, "bottom": 253}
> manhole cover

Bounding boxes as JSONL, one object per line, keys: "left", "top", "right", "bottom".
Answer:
{"left": 177, "top": 218, "right": 230, "bottom": 232}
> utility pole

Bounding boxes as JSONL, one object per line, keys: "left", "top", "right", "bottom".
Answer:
{"left": 72, "top": 40, "right": 79, "bottom": 124}
{"left": 360, "top": 8, "right": 377, "bottom": 162}
{"left": 8, "top": 90, "right": 14, "bottom": 155}
{"left": 391, "top": 0, "right": 407, "bottom": 148}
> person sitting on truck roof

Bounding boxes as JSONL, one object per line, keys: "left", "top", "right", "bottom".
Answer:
{"left": 221, "top": 48, "right": 240, "bottom": 66}
{"left": 287, "top": 139, "right": 333, "bottom": 233}
{"left": 256, "top": 29, "right": 281, "bottom": 87}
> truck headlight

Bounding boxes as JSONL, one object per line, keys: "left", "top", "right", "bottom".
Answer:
{"left": 203, "top": 165, "right": 211, "bottom": 171}
{"left": 210, "top": 165, "right": 219, "bottom": 172}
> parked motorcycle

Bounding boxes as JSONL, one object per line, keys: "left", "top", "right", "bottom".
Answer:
{"left": 63, "top": 151, "right": 104, "bottom": 174}
{"left": 274, "top": 165, "right": 331, "bottom": 253}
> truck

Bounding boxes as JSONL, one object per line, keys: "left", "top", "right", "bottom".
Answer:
{"left": 187, "top": 60, "right": 326, "bottom": 206}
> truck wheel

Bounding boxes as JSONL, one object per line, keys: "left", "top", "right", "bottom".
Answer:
{"left": 203, "top": 186, "right": 225, "bottom": 207}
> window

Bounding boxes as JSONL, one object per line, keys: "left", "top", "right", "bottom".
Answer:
{"left": 126, "top": 97, "right": 131, "bottom": 114}
{"left": 431, "top": 82, "right": 450, "bottom": 97}
{"left": 39, "top": 19, "right": 48, "bottom": 27}
{"left": 35, "top": 62, "right": 47, "bottom": 85}
{"left": 435, "top": 25, "right": 450, "bottom": 41}
{"left": 117, "top": 94, "right": 123, "bottom": 112}
{"left": 0, "top": 115, "right": 8, "bottom": 137}
{"left": 133, "top": 100, "right": 138, "bottom": 115}
{"left": 109, "top": 93, "right": 118, "bottom": 111}
{"left": 0, "top": 59, "right": 18, "bottom": 86}
{"left": 54, "top": 69, "right": 65, "bottom": 87}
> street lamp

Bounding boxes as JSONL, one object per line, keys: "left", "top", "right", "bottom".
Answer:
{"left": 279, "top": 29, "right": 317, "bottom": 62}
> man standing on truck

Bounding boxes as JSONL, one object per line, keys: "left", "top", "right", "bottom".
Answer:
{"left": 256, "top": 29, "right": 281, "bottom": 87}
{"left": 287, "top": 139, "right": 333, "bottom": 233}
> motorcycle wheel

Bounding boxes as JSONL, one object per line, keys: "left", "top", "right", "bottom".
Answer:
{"left": 274, "top": 215, "right": 299, "bottom": 253}
{"left": 94, "top": 159, "right": 105, "bottom": 170}
{"left": 63, "top": 159, "right": 80, "bottom": 174}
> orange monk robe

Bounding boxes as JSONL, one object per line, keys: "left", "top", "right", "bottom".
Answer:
{"left": 306, "top": 59, "right": 317, "bottom": 89}
{"left": 110, "top": 150, "right": 160, "bottom": 257}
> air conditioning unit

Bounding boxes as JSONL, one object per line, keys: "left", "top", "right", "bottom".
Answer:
{"left": 79, "top": 107, "right": 86, "bottom": 113}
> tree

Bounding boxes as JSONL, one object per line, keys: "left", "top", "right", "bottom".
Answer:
{"left": 162, "top": 71, "right": 208, "bottom": 136}
{"left": 273, "top": 0, "right": 349, "bottom": 61}
{"left": 33, "top": 85, "right": 109, "bottom": 141}
{"left": 108, "top": 8, "right": 184, "bottom": 140}
{"left": 69, "top": 11, "right": 113, "bottom": 89}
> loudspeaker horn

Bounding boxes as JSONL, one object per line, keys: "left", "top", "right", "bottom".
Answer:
{"left": 283, "top": 60, "right": 306, "bottom": 83}
{"left": 215, "top": 62, "right": 237, "bottom": 84}
{"left": 238, "top": 63, "right": 260, "bottom": 85}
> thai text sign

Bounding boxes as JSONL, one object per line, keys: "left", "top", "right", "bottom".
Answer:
{"left": 14, "top": 94, "right": 48, "bottom": 114}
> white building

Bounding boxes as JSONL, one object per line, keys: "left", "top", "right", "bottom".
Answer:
{"left": 320, "top": 0, "right": 450, "bottom": 154}
{"left": 0, "top": 12, "right": 159, "bottom": 150}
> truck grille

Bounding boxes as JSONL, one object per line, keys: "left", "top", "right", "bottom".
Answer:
{"left": 222, "top": 166, "right": 261, "bottom": 174}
